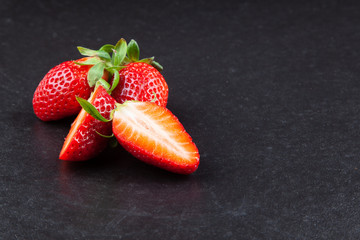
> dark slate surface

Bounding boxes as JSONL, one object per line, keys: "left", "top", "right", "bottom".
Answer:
{"left": 1, "top": 0, "right": 360, "bottom": 239}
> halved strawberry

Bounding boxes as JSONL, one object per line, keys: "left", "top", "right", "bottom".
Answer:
{"left": 112, "top": 101, "right": 199, "bottom": 174}
{"left": 59, "top": 85, "right": 116, "bottom": 161}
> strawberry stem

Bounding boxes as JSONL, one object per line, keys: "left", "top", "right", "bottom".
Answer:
{"left": 95, "top": 131, "right": 114, "bottom": 138}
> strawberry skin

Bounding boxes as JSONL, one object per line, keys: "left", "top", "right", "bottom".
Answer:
{"left": 112, "top": 101, "right": 199, "bottom": 174}
{"left": 59, "top": 86, "right": 116, "bottom": 161}
{"left": 111, "top": 62, "right": 168, "bottom": 107}
{"left": 33, "top": 57, "right": 104, "bottom": 121}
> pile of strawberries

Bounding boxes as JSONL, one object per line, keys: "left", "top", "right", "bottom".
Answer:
{"left": 32, "top": 39, "right": 199, "bottom": 174}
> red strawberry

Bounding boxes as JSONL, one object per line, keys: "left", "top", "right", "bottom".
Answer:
{"left": 33, "top": 57, "right": 108, "bottom": 121}
{"left": 59, "top": 85, "right": 116, "bottom": 161}
{"left": 112, "top": 101, "right": 199, "bottom": 174}
{"left": 111, "top": 62, "right": 168, "bottom": 107}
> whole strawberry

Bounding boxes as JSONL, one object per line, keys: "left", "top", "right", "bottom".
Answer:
{"left": 33, "top": 58, "right": 93, "bottom": 121}
{"left": 33, "top": 44, "right": 112, "bottom": 121}
{"left": 112, "top": 62, "right": 168, "bottom": 107}
{"left": 106, "top": 39, "right": 168, "bottom": 107}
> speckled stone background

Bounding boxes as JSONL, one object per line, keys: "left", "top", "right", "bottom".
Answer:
{"left": 1, "top": 0, "right": 360, "bottom": 239}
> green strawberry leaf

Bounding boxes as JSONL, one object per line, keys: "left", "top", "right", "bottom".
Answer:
{"left": 87, "top": 62, "right": 105, "bottom": 87}
{"left": 77, "top": 47, "right": 111, "bottom": 60}
{"left": 138, "top": 57, "right": 163, "bottom": 71}
{"left": 99, "top": 44, "right": 115, "bottom": 53}
{"left": 95, "top": 78, "right": 111, "bottom": 91}
{"left": 123, "top": 56, "right": 131, "bottom": 64}
{"left": 106, "top": 66, "right": 126, "bottom": 72}
{"left": 151, "top": 60, "right": 163, "bottom": 72}
{"left": 139, "top": 56, "right": 154, "bottom": 65}
{"left": 96, "top": 50, "right": 111, "bottom": 60}
{"left": 76, "top": 96, "right": 111, "bottom": 122}
{"left": 74, "top": 57, "right": 103, "bottom": 66}
{"left": 77, "top": 46, "right": 96, "bottom": 56}
{"left": 127, "top": 39, "right": 140, "bottom": 61}
{"left": 112, "top": 38, "right": 127, "bottom": 66}
{"left": 109, "top": 70, "right": 120, "bottom": 92}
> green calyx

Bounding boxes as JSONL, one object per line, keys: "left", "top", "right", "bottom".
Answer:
{"left": 77, "top": 38, "right": 163, "bottom": 92}
{"left": 127, "top": 39, "right": 140, "bottom": 62}
{"left": 76, "top": 44, "right": 113, "bottom": 88}
{"left": 126, "top": 39, "right": 163, "bottom": 71}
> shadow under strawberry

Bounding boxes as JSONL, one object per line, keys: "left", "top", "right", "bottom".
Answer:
{"left": 60, "top": 145, "right": 195, "bottom": 182}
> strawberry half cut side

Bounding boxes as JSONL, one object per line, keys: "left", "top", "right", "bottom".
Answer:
{"left": 59, "top": 85, "right": 116, "bottom": 161}
{"left": 112, "top": 101, "right": 200, "bottom": 174}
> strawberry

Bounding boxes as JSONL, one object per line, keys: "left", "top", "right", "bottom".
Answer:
{"left": 111, "top": 62, "right": 168, "bottom": 107}
{"left": 112, "top": 101, "right": 199, "bottom": 174}
{"left": 32, "top": 42, "right": 114, "bottom": 121}
{"left": 32, "top": 57, "right": 95, "bottom": 121}
{"left": 57, "top": 39, "right": 199, "bottom": 173}
{"left": 103, "top": 39, "right": 168, "bottom": 107}
{"left": 59, "top": 84, "right": 116, "bottom": 161}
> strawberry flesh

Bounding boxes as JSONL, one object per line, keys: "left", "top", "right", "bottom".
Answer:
{"left": 112, "top": 101, "right": 199, "bottom": 174}
{"left": 59, "top": 86, "right": 116, "bottom": 161}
